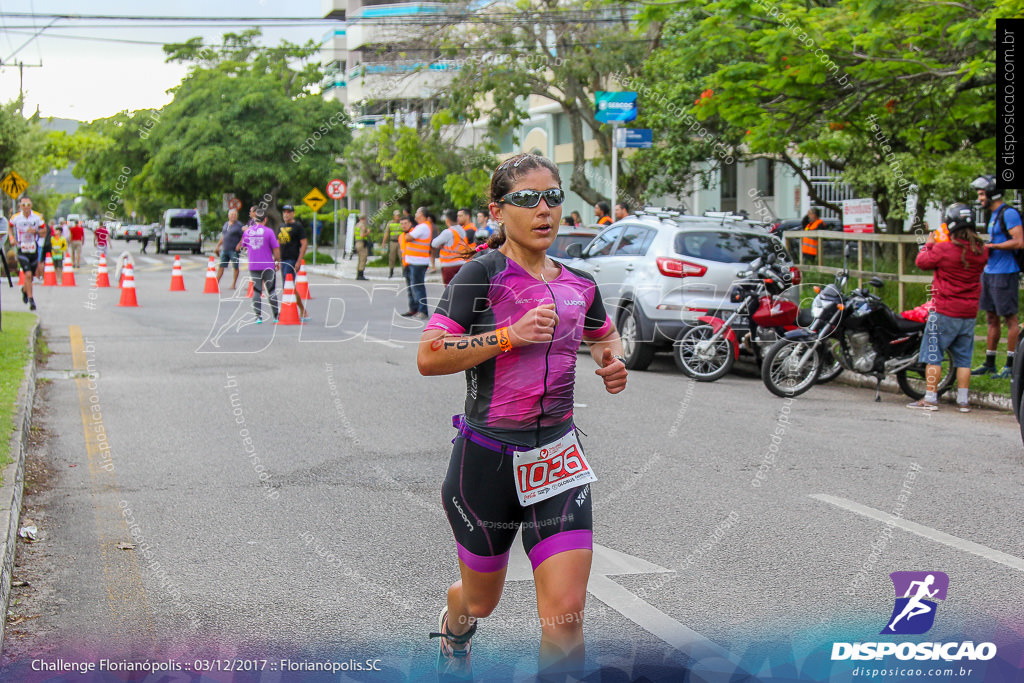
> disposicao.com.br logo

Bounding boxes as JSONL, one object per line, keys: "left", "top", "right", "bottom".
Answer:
{"left": 831, "top": 571, "right": 997, "bottom": 663}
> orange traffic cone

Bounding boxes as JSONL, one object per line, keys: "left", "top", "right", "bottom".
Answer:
{"left": 95, "top": 254, "right": 110, "bottom": 287}
{"left": 170, "top": 256, "right": 186, "bottom": 291}
{"left": 246, "top": 279, "right": 261, "bottom": 298}
{"left": 203, "top": 256, "right": 219, "bottom": 294}
{"left": 276, "top": 274, "right": 302, "bottom": 325}
{"left": 42, "top": 255, "right": 58, "bottom": 286}
{"left": 17, "top": 270, "right": 24, "bottom": 286}
{"left": 296, "top": 260, "right": 312, "bottom": 300}
{"left": 117, "top": 264, "right": 139, "bottom": 307}
{"left": 61, "top": 259, "right": 76, "bottom": 287}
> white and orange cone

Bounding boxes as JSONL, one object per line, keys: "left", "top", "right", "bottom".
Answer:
{"left": 42, "top": 255, "right": 58, "bottom": 286}
{"left": 117, "top": 264, "right": 139, "bottom": 307}
{"left": 276, "top": 274, "right": 302, "bottom": 325}
{"left": 203, "top": 255, "right": 219, "bottom": 294}
{"left": 296, "top": 260, "right": 312, "bottom": 300}
{"left": 170, "top": 256, "right": 186, "bottom": 291}
{"left": 61, "top": 259, "right": 76, "bottom": 287}
{"left": 95, "top": 254, "right": 111, "bottom": 287}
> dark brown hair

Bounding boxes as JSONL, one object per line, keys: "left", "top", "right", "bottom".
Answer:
{"left": 484, "top": 153, "right": 562, "bottom": 251}
{"left": 950, "top": 226, "right": 986, "bottom": 268}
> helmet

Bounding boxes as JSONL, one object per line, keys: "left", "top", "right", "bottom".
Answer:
{"left": 970, "top": 175, "right": 1003, "bottom": 202}
{"left": 943, "top": 202, "right": 974, "bottom": 232}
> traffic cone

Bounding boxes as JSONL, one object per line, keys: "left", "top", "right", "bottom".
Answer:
{"left": 17, "top": 270, "right": 24, "bottom": 286}
{"left": 276, "top": 274, "right": 302, "bottom": 325}
{"left": 246, "top": 280, "right": 261, "bottom": 298}
{"left": 95, "top": 254, "right": 110, "bottom": 287}
{"left": 296, "top": 260, "right": 312, "bottom": 300}
{"left": 170, "top": 256, "right": 186, "bottom": 291}
{"left": 42, "top": 255, "right": 58, "bottom": 286}
{"left": 61, "top": 259, "right": 76, "bottom": 287}
{"left": 117, "top": 264, "right": 139, "bottom": 307}
{"left": 203, "top": 256, "right": 219, "bottom": 294}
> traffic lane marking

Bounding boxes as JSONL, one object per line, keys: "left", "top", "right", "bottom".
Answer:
{"left": 69, "top": 325, "right": 155, "bottom": 642}
{"left": 811, "top": 493, "right": 1024, "bottom": 572}
{"left": 505, "top": 540, "right": 739, "bottom": 668}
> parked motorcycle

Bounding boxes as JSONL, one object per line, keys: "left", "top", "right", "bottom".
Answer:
{"left": 673, "top": 253, "right": 841, "bottom": 383}
{"left": 760, "top": 269, "right": 955, "bottom": 399}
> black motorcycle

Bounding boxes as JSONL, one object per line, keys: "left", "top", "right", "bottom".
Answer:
{"left": 761, "top": 269, "right": 955, "bottom": 400}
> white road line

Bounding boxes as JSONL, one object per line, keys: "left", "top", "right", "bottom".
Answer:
{"left": 811, "top": 493, "right": 1024, "bottom": 572}
{"left": 136, "top": 256, "right": 161, "bottom": 265}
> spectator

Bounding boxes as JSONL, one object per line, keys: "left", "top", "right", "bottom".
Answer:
{"left": 405, "top": 208, "right": 433, "bottom": 320}
{"left": 381, "top": 210, "right": 403, "bottom": 279}
{"left": 69, "top": 219, "right": 85, "bottom": 267}
{"left": 970, "top": 174, "right": 1023, "bottom": 378}
{"left": 614, "top": 203, "right": 629, "bottom": 221}
{"left": 94, "top": 221, "right": 110, "bottom": 260}
{"left": 594, "top": 201, "right": 612, "bottom": 225}
{"left": 475, "top": 210, "right": 491, "bottom": 243}
{"left": 571, "top": 210, "right": 584, "bottom": 227}
{"left": 399, "top": 215, "right": 418, "bottom": 317}
{"left": 215, "top": 208, "right": 245, "bottom": 289}
{"left": 457, "top": 208, "right": 476, "bottom": 245}
{"left": 801, "top": 208, "right": 822, "bottom": 259}
{"left": 355, "top": 215, "right": 370, "bottom": 281}
{"left": 50, "top": 227, "right": 67, "bottom": 275}
{"left": 908, "top": 203, "right": 989, "bottom": 412}
{"left": 432, "top": 208, "right": 468, "bottom": 285}
{"left": 562, "top": 217, "right": 574, "bottom": 226}
{"left": 277, "top": 205, "right": 309, "bottom": 320}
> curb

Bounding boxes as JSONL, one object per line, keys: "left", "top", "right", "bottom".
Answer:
{"left": 834, "top": 371, "right": 1013, "bottom": 412}
{"left": 306, "top": 263, "right": 444, "bottom": 284}
{"left": 0, "top": 318, "right": 40, "bottom": 661}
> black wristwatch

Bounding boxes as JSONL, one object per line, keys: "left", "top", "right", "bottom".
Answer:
{"left": 613, "top": 355, "right": 627, "bottom": 365}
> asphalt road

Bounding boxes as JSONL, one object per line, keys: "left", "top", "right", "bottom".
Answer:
{"left": 1, "top": 246, "right": 1023, "bottom": 682}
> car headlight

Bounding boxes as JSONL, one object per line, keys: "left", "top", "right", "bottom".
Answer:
{"left": 811, "top": 294, "right": 826, "bottom": 319}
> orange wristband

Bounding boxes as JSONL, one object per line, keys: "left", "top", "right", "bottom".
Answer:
{"left": 497, "top": 327, "right": 512, "bottom": 352}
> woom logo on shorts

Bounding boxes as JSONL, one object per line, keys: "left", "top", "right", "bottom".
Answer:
{"left": 831, "top": 571, "right": 997, "bottom": 662}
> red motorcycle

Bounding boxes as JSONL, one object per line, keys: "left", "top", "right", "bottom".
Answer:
{"left": 674, "top": 254, "right": 841, "bottom": 382}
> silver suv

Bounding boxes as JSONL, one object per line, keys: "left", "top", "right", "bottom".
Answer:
{"left": 564, "top": 213, "right": 801, "bottom": 370}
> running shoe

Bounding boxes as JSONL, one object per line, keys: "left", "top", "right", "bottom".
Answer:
{"left": 970, "top": 363, "right": 996, "bottom": 376}
{"left": 413, "top": 312, "right": 429, "bottom": 321}
{"left": 399, "top": 311, "right": 417, "bottom": 317}
{"left": 255, "top": 317, "right": 263, "bottom": 324}
{"left": 958, "top": 402, "right": 971, "bottom": 413}
{"left": 906, "top": 399, "right": 938, "bottom": 411}
{"left": 993, "top": 367, "right": 1013, "bottom": 380}
{"left": 29, "top": 299, "right": 36, "bottom": 311}
{"left": 429, "top": 606, "right": 475, "bottom": 680}
{"left": 21, "top": 287, "right": 27, "bottom": 304}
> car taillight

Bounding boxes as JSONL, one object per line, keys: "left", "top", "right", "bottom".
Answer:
{"left": 789, "top": 266, "right": 802, "bottom": 285}
{"left": 656, "top": 257, "right": 707, "bottom": 278}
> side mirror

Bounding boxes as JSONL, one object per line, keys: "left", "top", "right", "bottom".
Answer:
{"left": 764, "top": 252, "right": 777, "bottom": 265}
{"left": 565, "top": 242, "right": 584, "bottom": 259}
{"left": 869, "top": 276, "right": 884, "bottom": 288}
{"left": 749, "top": 256, "right": 763, "bottom": 269}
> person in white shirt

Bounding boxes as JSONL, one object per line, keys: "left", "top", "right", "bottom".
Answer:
{"left": 9, "top": 197, "right": 44, "bottom": 310}
{"left": 405, "top": 207, "right": 433, "bottom": 320}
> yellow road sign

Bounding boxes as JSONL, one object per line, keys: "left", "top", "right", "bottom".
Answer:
{"left": 303, "top": 187, "right": 327, "bottom": 213}
{"left": 1, "top": 171, "right": 28, "bottom": 199}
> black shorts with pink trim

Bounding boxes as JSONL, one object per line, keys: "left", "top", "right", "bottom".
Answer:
{"left": 441, "top": 430, "right": 593, "bottom": 574}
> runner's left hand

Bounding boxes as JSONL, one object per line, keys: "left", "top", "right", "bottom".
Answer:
{"left": 596, "top": 348, "right": 627, "bottom": 394}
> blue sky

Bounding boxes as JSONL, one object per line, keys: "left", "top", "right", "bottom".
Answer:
{"left": 0, "top": 0, "right": 332, "bottom": 121}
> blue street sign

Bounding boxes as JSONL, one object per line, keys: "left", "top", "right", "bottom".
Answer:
{"left": 595, "top": 91, "right": 638, "bottom": 123}
{"left": 614, "top": 128, "right": 653, "bottom": 149}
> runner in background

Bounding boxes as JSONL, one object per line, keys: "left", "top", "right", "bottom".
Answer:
{"left": 9, "top": 196, "right": 43, "bottom": 310}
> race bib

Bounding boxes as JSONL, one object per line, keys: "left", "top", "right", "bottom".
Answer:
{"left": 513, "top": 430, "right": 596, "bottom": 507}
{"left": 19, "top": 234, "right": 36, "bottom": 253}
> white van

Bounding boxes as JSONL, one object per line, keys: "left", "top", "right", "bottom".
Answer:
{"left": 159, "top": 209, "right": 203, "bottom": 254}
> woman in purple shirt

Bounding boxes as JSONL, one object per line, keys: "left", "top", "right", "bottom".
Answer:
{"left": 239, "top": 208, "right": 280, "bottom": 323}
{"left": 418, "top": 154, "right": 628, "bottom": 678}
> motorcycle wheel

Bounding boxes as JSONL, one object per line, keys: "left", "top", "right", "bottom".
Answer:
{"left": 761, "top": 338, "right": 822, "bottom": 398}
{"left": 815, "top": 339, "right": 844, "bottom": 385}
{"left": 896, "top": 350, "right": 956, "bottom": 400}
{"left": 673, "top": 324, "right": 735, "bottom": 381}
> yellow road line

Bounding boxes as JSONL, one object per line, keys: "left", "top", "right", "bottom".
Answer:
{"left": 69, "top": 325, "right": 155, "bottom": 642}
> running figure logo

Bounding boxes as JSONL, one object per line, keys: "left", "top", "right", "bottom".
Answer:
{"left": 881, "top": 571, "right": 949, "bottom": 635}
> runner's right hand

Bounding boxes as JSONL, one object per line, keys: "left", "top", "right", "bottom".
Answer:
{"left": 510, "top": 303, "right": 558, "bottom": 346}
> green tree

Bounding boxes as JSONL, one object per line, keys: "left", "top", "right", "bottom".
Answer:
{"left": 634, "top": 0, "right": 1019, "bottom": 228}
{"left": 432, "top": 0, "right": 661, "bottom": 205}
{"left": 135, "top": 29, "right": 351, "bottom": 230}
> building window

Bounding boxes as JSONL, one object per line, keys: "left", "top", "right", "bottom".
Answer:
{"left": 757, "top": 159, "right": 775, "bottom": 197}
{"left": 720, "top": 160, "right": 737, "bottom": 213}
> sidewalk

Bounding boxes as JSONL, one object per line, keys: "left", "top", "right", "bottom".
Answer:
{"left": 305, "top": 253, "right": 443, "bottom": 283}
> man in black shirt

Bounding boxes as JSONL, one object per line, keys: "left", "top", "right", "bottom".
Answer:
{"left": 215, "top": 208, "right": 245, "bottom": 289}
{"left": 277, "top": 205, "right": 309, "bottom": 320}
